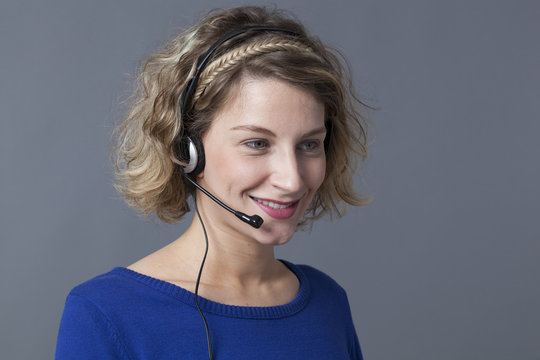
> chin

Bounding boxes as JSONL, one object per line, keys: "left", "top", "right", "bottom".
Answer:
{"left": 254, "top": 222, "right": 298, "bottom": 247}
{"left": 254, "top": 201, "right": 316, "bottom": 247}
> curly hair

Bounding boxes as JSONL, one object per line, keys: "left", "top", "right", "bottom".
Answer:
{"left": 113, "top": 6, "right": 372, "bottom": 224}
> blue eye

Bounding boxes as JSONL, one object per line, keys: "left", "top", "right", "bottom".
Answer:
{"left": 245, "top": 140, "right": 268, "bottom": 150}
{"left": 300, "top": 141, "right": 320, "bottom": 152}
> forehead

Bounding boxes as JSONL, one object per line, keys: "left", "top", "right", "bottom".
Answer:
{"left": 210, "top": 76, "right": 325, "bottom": 132}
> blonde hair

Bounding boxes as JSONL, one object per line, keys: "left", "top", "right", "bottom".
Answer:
{"left": 113, "top": 6, "right": 372, "bottom": 224}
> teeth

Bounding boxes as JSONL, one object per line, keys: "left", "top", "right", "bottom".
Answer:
{"left": 254, "top": 198, "right": 293, "bottom": 209}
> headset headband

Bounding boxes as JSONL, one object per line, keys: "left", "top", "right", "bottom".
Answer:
{"left": 180, "top": 26, "right": 301, "bottom": 118}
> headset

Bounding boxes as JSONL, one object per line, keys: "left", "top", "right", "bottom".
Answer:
{"left": 175, "top": 26, "right": 333, "bottom": 360}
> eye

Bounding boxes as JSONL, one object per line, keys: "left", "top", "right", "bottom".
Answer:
{"left": 299, "top": 140, "right": 321, "bottom": 152}
{"left": 245, "top": 139, "right": 269, "bottom": 150}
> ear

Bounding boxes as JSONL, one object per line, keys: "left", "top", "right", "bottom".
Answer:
{"left": 196, "top": 168, "right": 205, "bottom": 180}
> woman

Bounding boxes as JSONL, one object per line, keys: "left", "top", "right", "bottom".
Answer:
{"left": 56, "top": 6, "right": 370, "bottom": 359}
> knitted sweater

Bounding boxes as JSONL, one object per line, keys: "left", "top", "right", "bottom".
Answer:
{"left": 56, "top": 261, "right": 363, "bottom": 359}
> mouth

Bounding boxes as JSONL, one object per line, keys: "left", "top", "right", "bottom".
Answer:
{"left": 250, "top": 196, "right": 301, "bottom": 219}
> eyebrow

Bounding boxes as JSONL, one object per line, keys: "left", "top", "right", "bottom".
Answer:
{"left": 230, "top": 125, "right": 327, "bottom": 137}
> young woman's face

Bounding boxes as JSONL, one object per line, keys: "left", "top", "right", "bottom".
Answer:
{"left": 197, "top": 76, "right": 327, "bottom": 246}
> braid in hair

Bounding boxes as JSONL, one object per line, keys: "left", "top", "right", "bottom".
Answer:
{"left": 191, "top": 37, "right": 318, "bottom": 104}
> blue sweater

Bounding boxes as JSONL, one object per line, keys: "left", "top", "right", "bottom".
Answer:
{"left": 56, "top": 261, "right": 363, "bottom": 359}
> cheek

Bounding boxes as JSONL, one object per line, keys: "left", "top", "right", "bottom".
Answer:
{"left": 306, "top": 158, "right": 327, "bottom": 192}
{"left": 230, "top": 160, "right": 271, "bottom": 194}
{"left": 202, "top": 145, "right": 266, "bottom": 191}
{"left": 199, "top": 142, "right": 232, "bottom": 185}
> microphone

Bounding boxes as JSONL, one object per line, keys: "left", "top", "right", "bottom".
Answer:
{"left": 181, "top": 172, "right": 264, "bottom": 229}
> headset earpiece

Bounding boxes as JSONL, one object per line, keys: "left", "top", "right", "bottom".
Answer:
{"left": 177, "top": 136, "right": 206, "bottom": 176}
{"left": 323, "top": 120, "right": 333, "bottom": 156}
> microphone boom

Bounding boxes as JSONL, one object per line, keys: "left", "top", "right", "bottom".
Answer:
{"left": 181, "top": 170, "right": 264, "bottom": 229}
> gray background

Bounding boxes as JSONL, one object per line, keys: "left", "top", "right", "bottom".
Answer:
{"left": 1, "top": 0, "right": 539, "bottom": 359}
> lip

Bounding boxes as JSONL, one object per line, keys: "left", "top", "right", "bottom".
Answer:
{"left": 250, "top": 196, "right": 301, "bottom": 219}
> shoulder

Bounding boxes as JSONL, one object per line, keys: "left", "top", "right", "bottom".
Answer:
{"left": 68, "top": 268, "right": 135, "bottom": 303}
{"left": 283, "top": 261, "right": 349, "bottom": 301}
{"left": 282, "top": 261, "right": 360, "bottom": 353}
{"left": 57, "top": 270, "right": 138, "bottom": 358}
{"left": 286, "top": 261, "right": 345, "bottom": 289}
{"left": 64, "top": 267, "right": 168, "bottom": 320}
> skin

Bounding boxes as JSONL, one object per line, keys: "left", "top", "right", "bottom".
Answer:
{"left": 129, "top": 76, "right": 326, "bottom": 307}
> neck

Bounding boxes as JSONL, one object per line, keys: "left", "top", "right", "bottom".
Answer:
{"left": 175, "top": 199, "right": 280, "bottom": 288}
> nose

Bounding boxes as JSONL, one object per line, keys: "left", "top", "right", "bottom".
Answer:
{"left": 270, "top": 148, "right": 304, "bottom": 194}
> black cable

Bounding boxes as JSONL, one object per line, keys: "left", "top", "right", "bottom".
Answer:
{"left": 194, "top": 199, "right": 214, "bottom": 360}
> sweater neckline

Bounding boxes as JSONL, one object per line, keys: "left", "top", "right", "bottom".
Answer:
{"left": 110, "top": 260, "right": 310, "bottom": 319}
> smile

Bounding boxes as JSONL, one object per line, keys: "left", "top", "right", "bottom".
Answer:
{"left": 253, "top": 198, "right": 294, "bottom": 209}
{"left": 250, "top": 197, "right": 301, "bottom": 219}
